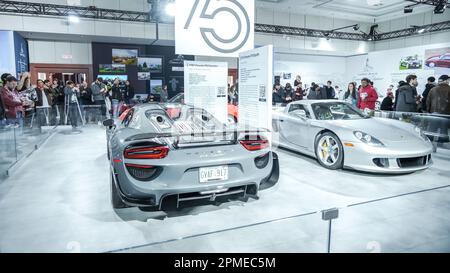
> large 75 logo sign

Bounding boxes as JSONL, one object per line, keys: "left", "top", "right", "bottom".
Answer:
{"left": 176, "top": 0, "right": 254, "bottom": 56}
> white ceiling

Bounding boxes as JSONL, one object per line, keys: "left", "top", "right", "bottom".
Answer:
{"left": 256, "top": 0, "right": 436, "bottom": 22}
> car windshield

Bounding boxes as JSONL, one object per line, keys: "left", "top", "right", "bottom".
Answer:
{"left": 311, "top": 102, "right": 368, "bottom": 120}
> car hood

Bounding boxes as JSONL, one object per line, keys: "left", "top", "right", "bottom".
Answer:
{"left": 321, "top": 118, "right": 420, "bottom": 142}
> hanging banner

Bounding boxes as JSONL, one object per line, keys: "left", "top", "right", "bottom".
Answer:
{"left": 184, "top": 61, "right": 228, "bottom": 124}
{"left": 175, "top": 0, "right": 255, "bottom": 57}
{"left": 238, "top": 45, "right": 273, "bottom": 131}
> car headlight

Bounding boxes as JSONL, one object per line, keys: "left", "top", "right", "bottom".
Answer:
{"left": 354, "top": 131, "right": 384, "bottom": 146}
{"left": 415, "top": 126, "right": 430, "bottom": 142}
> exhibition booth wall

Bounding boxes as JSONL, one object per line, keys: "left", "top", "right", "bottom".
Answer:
{"left": 91, "top": 43, "right": 194, "bottom": 97}
{"left": 275, "top": 42, "right": 450, "bottom": 97}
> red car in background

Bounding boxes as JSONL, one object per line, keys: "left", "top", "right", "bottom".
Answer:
{"left": 425, "top": 53, "right": 450, "bottom": 68}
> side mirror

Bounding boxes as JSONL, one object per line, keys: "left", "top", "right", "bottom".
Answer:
{"left": 103, "top": 119, "right": 115, "bottom": 127}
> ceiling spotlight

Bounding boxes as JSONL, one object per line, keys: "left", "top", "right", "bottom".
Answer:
{"left": 165, "top": 1, "right": 176, "bottom": 16}
{"left": 68, "top": 15, "right": 80, "bottom": 23}
{"left": 404, "top": 7, "right": 413, "bottom": 13}
{"left": 417, "top": 28, "right": 425, "bottom": 34}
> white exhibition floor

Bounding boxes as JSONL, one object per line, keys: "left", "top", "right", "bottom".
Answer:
{"left": 0, "top": 125, "right": 449, "bottom": 253}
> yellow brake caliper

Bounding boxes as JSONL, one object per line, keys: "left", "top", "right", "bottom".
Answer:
{"left": 322, "top": 141, "right": 328, "bottom": 158}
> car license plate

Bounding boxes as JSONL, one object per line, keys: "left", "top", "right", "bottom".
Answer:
{"left": 199, "top": 166, "right": 229, "bottom": 183}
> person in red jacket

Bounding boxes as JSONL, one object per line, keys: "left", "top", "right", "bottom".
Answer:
{"left": 0, "top": 75, "right": 25, "bottom": 127}
{"left": 357, "top": 78, "right": 378, "bottom": 111}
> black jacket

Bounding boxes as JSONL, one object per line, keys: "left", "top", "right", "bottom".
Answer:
{"left": 272, "top": 88, "right": 285, "bottom": 104}
{"left": 421, "top": 83, "right": 435, "bottom": 111}
{"left": 395, "top": 84, "right": 418, "bottom": 112}
{"left": 125, "top": 85, "right": 135, "bottom": 102}
{"left": 80, "top": 86, "right": 92, "bottom": 105}
{"left": 111, "top": 85, "right": 122, "bottom": 101}
{"left": 324, "top": 86, "right": 335, "bottom": 99}
{"left": 380, "top": 97, "right": 394, "bottom": 111}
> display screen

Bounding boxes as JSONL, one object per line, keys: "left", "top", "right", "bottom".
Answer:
{"left": 97, "top": 75, "right": 128, "bottom": 82}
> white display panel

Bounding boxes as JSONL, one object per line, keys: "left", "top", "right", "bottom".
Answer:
{"left": 184, "top": 61, "right": 228, "bottom": 124}
{"left": 175, "top": 0, "right": 255, "bottom": 57}
{"left": 238, "top": 45, "right": 273, "bottom": 131}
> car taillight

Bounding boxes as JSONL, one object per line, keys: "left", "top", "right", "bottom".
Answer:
{"left": 240, "top": 136, "right": 269, "bottom": 151}
{"left": 124, "top": 145, "right": 169, "bottom": 159}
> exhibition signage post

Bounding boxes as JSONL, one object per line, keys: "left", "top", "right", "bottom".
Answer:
{"left": 184, "top": 61, "right": 229, "bottom": 124}
{"left": 322, "top": 208, "right": 339, "bottom": 253}
{"left": 175, "top": 0, "right": 255, "bottom": 58}
{"left": 238, "top": 45, "right": 274, "bottom": 133}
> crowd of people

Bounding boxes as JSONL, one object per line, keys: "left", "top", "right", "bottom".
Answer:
{"left": 0, "top": 72, "right": 145, "bottom": 130}
{"left": 272, "top": 74, "right": 450, "bottom": 115}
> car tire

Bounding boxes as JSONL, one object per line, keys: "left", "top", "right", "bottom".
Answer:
{"left": 315, "top": 132, "right": 344, "bottom": 170}
{"left": 111, "top": 172, "right": 128, "bottom": 209}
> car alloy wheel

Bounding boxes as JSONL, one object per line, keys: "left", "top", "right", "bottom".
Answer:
{"left": 317, "top": 136, "right": 339, "bottom": 166}
{"left": 315, "top": 132, "right": 344, "bottom": 170}
{"left": 428, "top": 62, "right": 435, "bottom": 68}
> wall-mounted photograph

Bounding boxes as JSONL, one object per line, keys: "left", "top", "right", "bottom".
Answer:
{"left": 112, "top": 48, "right": 138, "bottom": 65}
{"left": 99, "top": 64, "right": 126, "bottom": 73}
{"left": 138, "top": 72, "right": 151, "bottom": 81}
{"left": 150, "top": 78, "right": 164, "bottom": 94}
{"left": 97, "top": 74, "right": 128, "bottom": 82}
{"left": 399, "top": 55, "right": 423, "bottom": 70}
{"left": 425, "top": 47, "right": 450, "bottom": 69}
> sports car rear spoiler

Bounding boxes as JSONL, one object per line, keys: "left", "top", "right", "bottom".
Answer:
{"left": 124, "top": 128, "right": 271, "bottom": 142}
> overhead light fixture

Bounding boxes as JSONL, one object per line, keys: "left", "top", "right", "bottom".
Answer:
{"left": 68, "top": 15, "right": 80, "bottom": 23}
{"left": 353, "top": 24, "right": 360, "bottom": 31}
{"left": 165, "top": 1, "right": 176, "bottom": 16}
{"left": 417, "top": 28, "right": 425, "bottom": 34}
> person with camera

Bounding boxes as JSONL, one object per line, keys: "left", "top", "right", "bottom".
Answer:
{"left": 33, "top": 79, "right": 53, "bottom": 130}
{"left": 64, "top": 81, "right": 80, "bottom": 129}
{"left": 1, "top": 75, "right": 26, "bottom": 130}
{"left": 91, "top": 77, "right": 107, "bottom": 121}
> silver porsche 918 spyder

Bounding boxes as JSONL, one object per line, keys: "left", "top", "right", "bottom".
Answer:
{"left": 272, "top": 100, "right": 433, "bottom": 173}
{"left": 103, "top": 103, "right": 279, "bottom": 209}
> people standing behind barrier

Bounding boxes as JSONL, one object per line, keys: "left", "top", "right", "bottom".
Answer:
{"left": 1, "top": 75, "right": 25, "bottom": 129}
{"left": 284, "top": 83, "right": 293, "bottom": 104}
{"left": 421, "top": 77, "right": 436, "bottom": 112}
{"left": 272, "top": 83, "right": 285, "bottom": 105}
{"left": 64, "top": 81, "right": 79, "bottom": 129}
{"left": 380, "top": 91, "right": 395, "bottom": 111}
{"left": 0, "top": 73, "right": 11, "bottom": 127}
{"left": 292, "top": 83, "right": 305, "bottom": 101}
{"left": 91, "top": 77, "right": 107, "bottom": 118}
{"left": 344, "top": 82, "right": 358, "bottom": 107}
{"left": 111, "top": 79, "right": 122, "bottom": 118}
{"left": 395, "top": 75, "right": 419, "bottom": 113}
{"left": 79, "top": 81, "right": 92, "bottom": 106}
{"left": 307, "top": 84, "right": 326, "bottom": 100}
{"left": 50, "top": 79, "right": 65, "bottom": 125}
{"left": 124, "top": 80, "right": 135, "bottom": 104}
{"left": 33, "top": 79, "right": 53, "bottom": 129}
{"left": 357, "top": 78, "right": 378, "bottom": 112}
{"left": 426, "top": 75, "right": 450, "bottom": 115}
{"left": 294, "top": 75, "right": 302, "bottom": 91}
{"left": 324, "top": 81, "right": 335, "bottom": 99}
{"left": 335, "top": 85, "right": 345, "bottom": 100}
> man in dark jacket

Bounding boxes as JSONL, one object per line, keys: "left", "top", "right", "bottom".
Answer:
{"left": 426, "top": 75, "right": 450, "bottom": 115}
{"left": 421, "top": 76, "right": 436, "bottom": 112}
{"left": 395, "top": 75, "right": 419, "bottom": 112}
{"left": 324, "top": 81, "right": 335, "bottom": 99}
{"left": 272, "top": 83, "right": 285, "bottom": 104}
{"left": 380, "top": 91, "right": 394, "bottom": 111}
{"left": 307, "top": 84, "right": 326, "bottom": 100}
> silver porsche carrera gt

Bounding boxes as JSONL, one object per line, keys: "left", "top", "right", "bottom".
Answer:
{"left": 272, "top": 100, "right": 433, "bottom": 173}
{"left": 103, "top": 103, "right": 279, "bottom": 209}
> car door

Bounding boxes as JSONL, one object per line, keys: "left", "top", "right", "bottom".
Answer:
{"left": 279, "top": 104, "right": 311, "bottom": 148}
